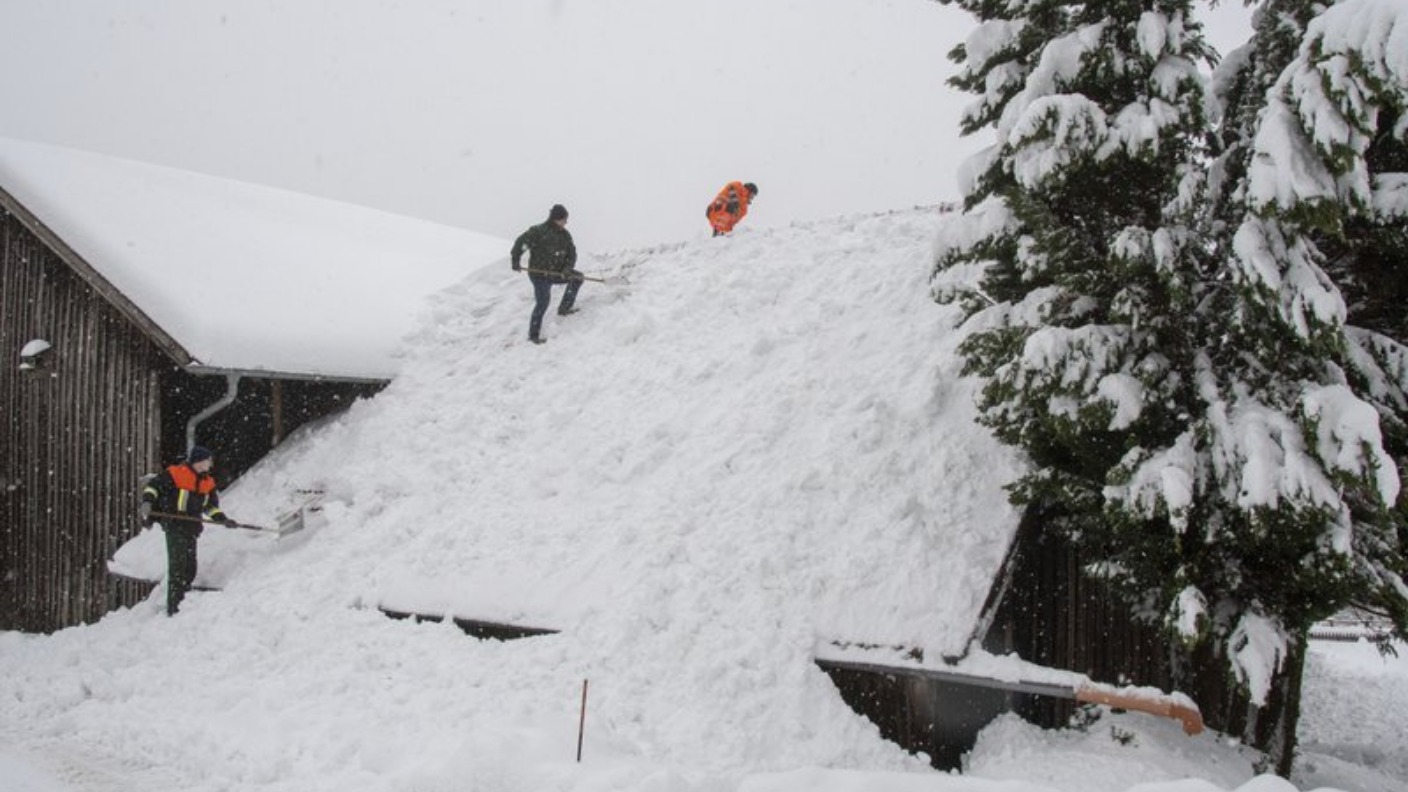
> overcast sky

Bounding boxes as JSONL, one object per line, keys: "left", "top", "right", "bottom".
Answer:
{"left": 0, "top": 0, "right": 1254, "bottom": 253}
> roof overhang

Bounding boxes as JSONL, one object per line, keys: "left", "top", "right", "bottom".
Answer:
{"left": 182, "top": 363, "right": 388, "bottom": 385}
{"left": 1, "top": 183, "right": 195, "bottom": 368}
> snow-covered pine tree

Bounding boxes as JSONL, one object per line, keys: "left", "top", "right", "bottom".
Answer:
{"left": 933, "top": 0, "right": 1213, "bottom": 518}
{"left": 932, "top": 0, "right": 1214, "bottom": 589}
{"left": 1216, "top": 0, "right": 1408, "bottom": 635}
{"left": 935, "top": 0, "right": 1407, "bottom": 774}
{"left": 1131, "top": 0, "right": 1408, "bottom": 768}
{"left": 1293, "top": 0, "right": 1408, "bottom": 552}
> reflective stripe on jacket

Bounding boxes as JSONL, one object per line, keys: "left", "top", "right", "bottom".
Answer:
{"left": 142, "top": 464, "right": 226, "bottom": 526}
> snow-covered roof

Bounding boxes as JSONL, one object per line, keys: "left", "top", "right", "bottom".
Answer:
{"left": 0, "top": 137, "right": 507, "bottom": 380}
{"left": 113, "top": 208, "right": 1027, "bottom": 663}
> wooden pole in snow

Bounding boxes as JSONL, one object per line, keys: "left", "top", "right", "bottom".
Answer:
{"left": 576, "top": 679, "right": 589, "bottom": 762}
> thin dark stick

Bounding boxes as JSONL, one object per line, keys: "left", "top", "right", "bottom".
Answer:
{"left": 576, "top": 679, "right": 589, "bottom": 762}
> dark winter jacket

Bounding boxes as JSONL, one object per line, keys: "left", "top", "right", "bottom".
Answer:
{"left": 142, "top": 464, "right": 227, "bottom": 532}
{"left": 511, "top": 221, "right": 577, "bottom": 276}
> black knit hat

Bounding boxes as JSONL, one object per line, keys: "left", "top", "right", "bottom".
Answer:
{"left": 549, "top": 204, "right": 569, "bottom": 221}
{"left": 187, "top": 446, "right": 213, "bottom": 463}
{"left": 743, "top": 182, "right": 758, "bottom": 196}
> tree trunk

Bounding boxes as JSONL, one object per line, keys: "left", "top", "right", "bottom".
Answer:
{"left": 1251, "top": 633, "right": 1306, "bottom": 778}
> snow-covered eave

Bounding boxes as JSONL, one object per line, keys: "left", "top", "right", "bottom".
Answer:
{"left": 0, "top": 183, "right": 194, "bottom": 368}
{"left": 4, "top": 184, "right": 393, "bottom": 385}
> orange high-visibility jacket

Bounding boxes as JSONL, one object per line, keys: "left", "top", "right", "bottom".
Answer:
{"left": 706, "top": 181, "right": 753, "bottom": 234}
{"left": 142, "top": 463, "right": 227, "bottom": 526}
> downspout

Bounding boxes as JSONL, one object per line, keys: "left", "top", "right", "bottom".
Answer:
{"left": 185, "top": 373, "right": 241, "bottom": 453}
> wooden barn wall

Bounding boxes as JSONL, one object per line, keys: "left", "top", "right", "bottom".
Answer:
{"left": 983, "top": 510, "right": 1177, "bottom": 729}
{"left": 983, "top": 508, "right": 1291, "bottom": 745}
{"left": 1, "top": 208, "right": 161, "bottom": 632}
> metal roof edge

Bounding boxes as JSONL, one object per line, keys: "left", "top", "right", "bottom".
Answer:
{"left": 182, "top": 363, "right": 390, "bottom": 385}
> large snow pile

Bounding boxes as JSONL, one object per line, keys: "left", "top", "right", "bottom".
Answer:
{"left": 113, "top": 208, "right": 1025, "bottom": 659}
{"left": 2, "top": 209, "right": 1400, "bottom": 792}
{"left": 0, "top": 136, "right": 506, "bottom": 379}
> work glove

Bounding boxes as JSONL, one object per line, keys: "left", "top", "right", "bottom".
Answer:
{"left": 139, "top": 501, "right": 154, "bottom": 527}
{"left": 511, "top": 260, "right": 522, "bottom": 272}
{"left": 726, "top": 200, "right": 740, "bottom": 214}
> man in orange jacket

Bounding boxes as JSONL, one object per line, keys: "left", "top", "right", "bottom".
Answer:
{"left": 706, "top": 181, "right": 758, "bottom": 236}
{"left": 140, "top": 445, "right": 237, "bottom": 615}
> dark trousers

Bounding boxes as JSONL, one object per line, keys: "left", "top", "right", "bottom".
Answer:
{"left": 529, "top": 274, "right": 582, "bottom": 339}
{"left": 163, "top": 525, "right": 200, "bottom": 615}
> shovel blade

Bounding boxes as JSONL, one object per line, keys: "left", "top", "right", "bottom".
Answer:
{"left": 275, "top": 509, "right": 306, "bottom": 537}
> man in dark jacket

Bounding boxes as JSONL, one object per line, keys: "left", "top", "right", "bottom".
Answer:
{"left": 511, "top": 204, "right": 581, "bottom": 344}
{"left": 140, "top": 445, "right": 236, "bottom": 615}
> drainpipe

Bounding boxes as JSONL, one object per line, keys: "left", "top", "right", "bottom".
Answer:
{"left": 186, "top": 373, "right": 241, "bottom": 453}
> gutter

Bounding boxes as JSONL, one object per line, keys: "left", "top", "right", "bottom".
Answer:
{"left": 186, "top": 373, "right": 240, "bottom": 452}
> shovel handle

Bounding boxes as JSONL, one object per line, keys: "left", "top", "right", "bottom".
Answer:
{"left": 521, "top": 267, "right": 605, "bottom": 283}
{"left": 1075, "top": 685, "right": 1204, "bottom": 735}
{"left": 149, "top": 511, "right": 273, "bottom": 533}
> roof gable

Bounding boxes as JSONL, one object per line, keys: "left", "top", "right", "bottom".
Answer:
{"left": 0, "top": 137, "right": 507, "bottom": 380}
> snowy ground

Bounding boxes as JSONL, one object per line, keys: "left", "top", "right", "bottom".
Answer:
{"left": 2, "top": 210, "right": 1405, "bottom": 792}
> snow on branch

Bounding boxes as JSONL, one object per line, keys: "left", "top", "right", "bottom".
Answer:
{"left": 1373, "top": 173, "right": 1408, "bottom": 219}
{"left": 997, "top": 22, "right": 1108, "bottom": 140}
{"left": 1346, "top": 327, "right": 1408, "bottom": 410}
{"left": 1196, "top": 359, "right": 1343, "bottom": 514}
{"left": 1008, "top": 95, "right": 1109, "bottom": 188}
{"left": 1230, "top": 611, "right": 1288, "bottom": 706}
{"left": 1301, "top": 384, "right": 1401, "bottom": 506}
{"left": 1252, "top": 0, "right": 1408, "bottom": 212}
{"left": 932, "top": 197, "right": 1019, "bottom": 310}
{"left": 1011, "top": 325, "right": 1156, "bottom": 429}
{"left": 1232, "top": 215, "right": 1345, "bottom": 339}
{"left": 1107, "top": 431, "right": 1198, "bottom": 533}
{"left": 933, "top": 196, "right": 1017, "bottom": 262}
{"left": 1245, "top": 101, "right": 1339, "bottom": 212}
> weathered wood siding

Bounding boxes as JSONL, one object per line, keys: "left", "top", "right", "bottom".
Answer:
{"left": 1, "top": 207, "right": 160, "bottom": 632}
{"left": 983, "top": 506, "right": 1285, "bottom": 749}
{"left": 983, "top": 511, "right": 1175, "bottom": 730}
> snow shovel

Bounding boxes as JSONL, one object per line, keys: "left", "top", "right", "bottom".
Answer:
{"left": 818, "top": 657, "right": 1204, "bottom": 735}
{"left": 150, "top": 511, "right": 303, "bottom": 538}
{"left": 522, "top": 267, "right": 628, "bottom": 285}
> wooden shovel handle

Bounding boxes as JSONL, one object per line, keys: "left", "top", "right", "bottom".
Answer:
{"left": 1075, "top": 685, "right": 1204, "bottom": 735}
